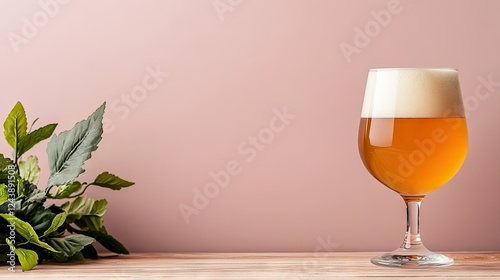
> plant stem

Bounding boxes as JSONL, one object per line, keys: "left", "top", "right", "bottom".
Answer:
{"left": 65, "top": 184, "right": 92, "bottom": 199}
{"left": 45, "top": 185, "right": 55, "bottom": 196}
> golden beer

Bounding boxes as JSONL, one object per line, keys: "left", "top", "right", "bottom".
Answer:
{"left": 359, "top": 117, "right": 468, "bottom": 196}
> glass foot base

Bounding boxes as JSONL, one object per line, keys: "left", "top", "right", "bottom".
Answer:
{"left": 371, "top": 246, "right": 453, "bottom": 268}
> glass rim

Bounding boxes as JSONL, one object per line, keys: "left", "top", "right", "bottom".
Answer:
{"left": 369, "top": 67, "right": 458, "bottom": 72}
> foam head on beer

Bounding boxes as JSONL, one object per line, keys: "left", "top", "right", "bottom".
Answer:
{"left": 361, "top": 68, "right": 465, "bottom": 118}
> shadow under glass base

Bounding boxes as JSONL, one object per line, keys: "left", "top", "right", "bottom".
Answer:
{"left": 371, "top": 245, "right": 454, "bottom": 268}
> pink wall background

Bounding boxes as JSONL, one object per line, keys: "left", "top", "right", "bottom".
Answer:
{"left": 1, "top": 0, "right": 500, "bottom": 252}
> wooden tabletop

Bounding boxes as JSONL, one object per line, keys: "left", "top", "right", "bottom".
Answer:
{"left": 1, "top": 252, "right": 500, "bottom": 279}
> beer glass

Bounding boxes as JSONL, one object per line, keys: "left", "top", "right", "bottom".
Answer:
{"left": 358, "top": 68, "right": 468, "bottom": 267}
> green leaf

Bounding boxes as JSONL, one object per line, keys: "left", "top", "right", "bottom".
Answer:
{"left": 92, "top": 172, "right": 134, "bottom": 190}
{"left": 60, "top": 196, "right": 107, "bottom": 223}
{"left": 46, "top": 103, "right": 105, "bottom": 187}
{"left": 85, "top": 231, "right": 129, "bottom": 254}
{"left": 47, "top": 234, "right": 95, "bottom": 262}
{"left": 80, "top": 244, "right": 98, "bottom": 259}
{"left": 4, "top": 101, "right": 28, "bottom": 152}
{"left": 0, "top": 184, "right": 7, "bottom": 205}
{"left": 15, "top": 248, "right": 39, "bottom": 272}
{"left": 74, "top": 216, "right": 104, "bottom": 232}
{"left": 0, "top": 213, "right": 35, "bottom": 240}
{"left": 0, "top": 155, "right": 15, "bottom": 185}
{"left": 0, "top": 154, "right": 13, "bottom": 170}
{"left": 53, "top": 181, "right": 82, "bottom": 199}
{"left": 19, "top": 156, "right": 40, "bottom": 185}
{"left": 6, "top": 238, "right": 38, "bottom": 272}
{"left": 70, "top": 251, "right": 85, "bottom": 261}
{"left": 17, "top": 123, "right": 57, "bottom": 158}
{"left": 26, "top": 205, "right": 55, "bottom": 235}
{"left": 42, "top": 212, "right": 66, "bottom": 237}
{"left": 0, "top": 214, "right": 57, "bottom": 252}
{"left": 25, "top": 192, "right": 46, "bottom": 204}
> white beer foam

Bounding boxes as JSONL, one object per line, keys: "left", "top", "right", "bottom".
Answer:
{"left": 361, "top": 68, "right": 465, "bottom": 118}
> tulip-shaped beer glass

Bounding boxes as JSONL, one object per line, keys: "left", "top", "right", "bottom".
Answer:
{"left": 358, "top": 68, "right": 468, "bottom": 267}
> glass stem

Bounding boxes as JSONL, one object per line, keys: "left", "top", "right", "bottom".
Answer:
{"left": 402, "top": 198, "right": 423, "bottom": 249}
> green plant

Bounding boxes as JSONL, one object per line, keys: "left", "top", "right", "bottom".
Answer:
{"left": 0, "top": 102, "right": 134, "bottom": 271}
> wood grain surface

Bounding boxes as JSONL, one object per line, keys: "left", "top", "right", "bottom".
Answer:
{"left": 1, "top": 252, "right": 499, "bottom": 279}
